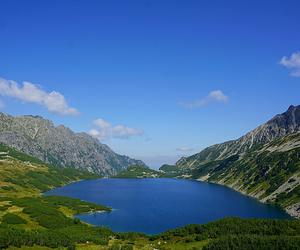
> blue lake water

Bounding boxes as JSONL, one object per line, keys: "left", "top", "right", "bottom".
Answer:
{"left": 45, "top": 178, "right": 291, "bottom": 234}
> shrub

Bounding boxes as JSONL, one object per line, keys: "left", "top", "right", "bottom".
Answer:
{"left": 1, "top": 186, "right": 15, "bottom": 191}
{"left": 2, "top": 213, "right": 27, "bottom": 225}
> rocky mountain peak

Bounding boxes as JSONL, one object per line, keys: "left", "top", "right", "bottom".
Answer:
{"left": 287, "top": 104, "right": 296, "bottom": 111}
{"left": 0, "top": 112, "right": 145, "bottom": 175}
{"left": 176, "top": 105, "right": 300, "bottom": 168}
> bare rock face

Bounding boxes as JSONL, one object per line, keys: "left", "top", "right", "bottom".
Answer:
{"left": 0, "top": 113, "right": 145, "bottom": 176}
{"left": 177, "top": 105, "right": 300, "bottom": 168}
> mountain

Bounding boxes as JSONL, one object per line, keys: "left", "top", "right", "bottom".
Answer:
{"left": 176, "top": 105, "right": 300, "bottom": 169}
{"left": 113, "top": 165, "right": 160, "bottom": 178}
{"left": 0, "top": 143, "right": 100, "bottom": 195}
{"left": 0, "top": 112, "right": 145, "bottom": 175}
{"left": 167, "top": 105, "right": 300, "bottom": 218}
{"left": 0, "top": 127, "right": 299, "bottom": 250}
{"left": 0, "top": 143, "right": 115, "bottom": 248}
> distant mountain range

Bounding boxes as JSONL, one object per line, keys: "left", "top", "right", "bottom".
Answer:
{"left": 161, "top": 105, "right": 300, "bottom": 218}
{"left": 0, "top": 113, "right": 145, "bottom": 175}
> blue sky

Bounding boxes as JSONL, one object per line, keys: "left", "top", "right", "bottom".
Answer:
{"left": 0, "top": 0, "right": 300, "bottom": 168}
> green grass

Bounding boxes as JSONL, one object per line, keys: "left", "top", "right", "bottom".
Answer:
{"left": 1, "top": 213, "right": 27, "bottom": 225}
{"left": 0, "top": 144, "right": 112, "bottom": 248}
{"left": 186, "top": 134, "right": 300, "bottom": 210}
{"left": 113, "top": 165, "right": 160, "bottom": 178}
{"left": 4, "top": 196, "right": 110, "bottom": 230}
{"left": 7, "top": 247, "right": 53, "bottom": 250}
{"left": 0, "top": 146, "right": 99, "bottom": 198}
{"left": 0, "top": 143, "right": 300, "bottom": 249}
{"left": 203, "top": 235, "right": 300, "bottom": 250}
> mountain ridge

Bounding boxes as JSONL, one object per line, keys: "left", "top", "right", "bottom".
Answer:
{"left": 167, "top": 105, "right": 300, "bottom": 218}
{"left": 176, "top": 105, "right": 300, "bottom": 169}
{"left": 0, "top": 112, "right": 145, "bottom": 175}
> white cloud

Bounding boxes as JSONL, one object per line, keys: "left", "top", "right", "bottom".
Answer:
{"left": 179, "top": 90, "right": 228, "bottom": 109}
{"left": 89, "top": 118, "right": 144, "bottom": 140}
{"left": 280, "top": 51, "right": 300, "bottom": 77}
{"left": 176, "top": 147, "right": 194, "bottom": 152}
{"left": 0, "top": 77, "right": 79, "bottom": 116}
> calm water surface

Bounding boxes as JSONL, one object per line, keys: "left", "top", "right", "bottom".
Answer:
{"left": 45, "top": 178, "right": 290, "bottom": 234}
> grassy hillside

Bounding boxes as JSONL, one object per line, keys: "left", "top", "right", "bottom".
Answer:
{"left": 1, "top": 144, "right": 300, "bottom": 249}
{"left": 0, "top": 144, "right": 115, "bottom": 248}
{"left": 206, "top": 134, "right": 300, "bottom": 212}
{"left": 0, "top": 144, "right": 100, "bottom": 197}
{"left": 159, "top": 164, "right": 182, "bottom": 178}
{"left": 2, "top": 217, "right": 300, "bottom": 249}
{"left": 113, "top": 165, "right": 160, "bottom": 178}
{"left": 168, "top": 133, "right": 300, "bottom": 218}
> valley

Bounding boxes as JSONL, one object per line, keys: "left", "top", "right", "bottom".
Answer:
{"left": 0, "top": 105, "right": 299, "bottom": 249}
{"left": 159, "top": 106, "right": 300, "bottom": 218}
{"left": 0, "top": 143, "right": 299, "bottom": 249}
{"left": 2, "top": 1, "right": 300, "bottom": 249}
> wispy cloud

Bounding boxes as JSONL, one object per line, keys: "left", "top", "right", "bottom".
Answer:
{"left": 176, "top": 147, "right": 194, "bottom": 152}
{"left": 0, "top": 77, "right": 79, "bottom": 116}
{"left": 179, "top": 90, "right": 228, "bottom": 109}
{"left": 280, "top": 51, "right": 300, "bottom": 77}
{"left": 89, "top": 118, "right": 144, "bottom": 140}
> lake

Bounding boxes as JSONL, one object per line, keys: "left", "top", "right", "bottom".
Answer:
{"left": 45, "top": 178, "right": 291, "bottom": 234}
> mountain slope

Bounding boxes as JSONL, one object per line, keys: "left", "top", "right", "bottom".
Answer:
{"left": 0, "top": 143, "right": 115, "bottom": 248}
{"left": 113, "top": 165, "right": 160, "bottom": 178}
{"left": 177, "top": 105, "right": 300, "bottom": 169}
{"left": 193, "top": 132, "right": 300, "bottom": 217}
{"left": 0, "top": 113, "right": 145, "bottom": 175}
{"left": 172, "top": 105, "right": 300, "bottom": 218}
{"left": 1, "top": 144, "right": 300, "bottom": 249}
{"left": 0, "top": 143, "right": 100, "bottom": 197}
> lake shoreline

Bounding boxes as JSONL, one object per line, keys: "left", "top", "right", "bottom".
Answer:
{"left": 194, "top": 177, "right": 298, "bottom": 219}
{"left": 47, "top": 177, "right": 291, "bottom": 234}
{"left": 115, "top": 174, "right": 297, "bottom": 219}
{"left": 49, "top": 175, "right": 296, "bottom": 221}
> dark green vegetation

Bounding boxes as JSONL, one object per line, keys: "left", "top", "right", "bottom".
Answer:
{"left": 0, "top": 224, "right": 113, "bottom": 249}
{"left": 159, "top": 217, "right": 300, "bottom": 240}
{"left": 1, "top": 213, "right": 27, "bottom": 225}
{"left": 159, "top": 164, "right": 182, "bottom": 178}
{"left": 113, "top": 165, "right": 160, "bottom": 178}
{"left": 114, "top": 164, "right": 184, "bottom": 179}
{"left": 0, "top": 195, "right": 113, "bottom": 248}
{"left": 161, "top": 134, "right": 300, "bottom": 219}
{"left": 203, "top": 236, "right": 300, "bottom": 250}
{"left": 167, "top": 106, "right": 300, "bottom": 218}
{"left": 5, "top": 196, "right": 110, "bottom": 229}
{"left": 1, "top": 217, "right": 300, "bottom": 249}
{"left": 0, "top": 143, "right": 99, "bottom": 197}
{"left": 165, "top": 133, "right": 300, "bottom": 216}
{"left": 206, "top": 133, "right": 300, "bottom": 207}
{"left": 153, "top": 217, "right": 300, "bottom": 250}
{"left": 0, "top": 143, "right": 299, "bottom": 249}
{"left": 0, "top": 144, "right": 114, "bottom": 249}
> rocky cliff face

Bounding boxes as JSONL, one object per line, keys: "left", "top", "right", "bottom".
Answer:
{"left": 0, "top": 113, "right": 145, "bottom": 175}
{"left": 177, "top": 105, "right": 300, "bottom": 169}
